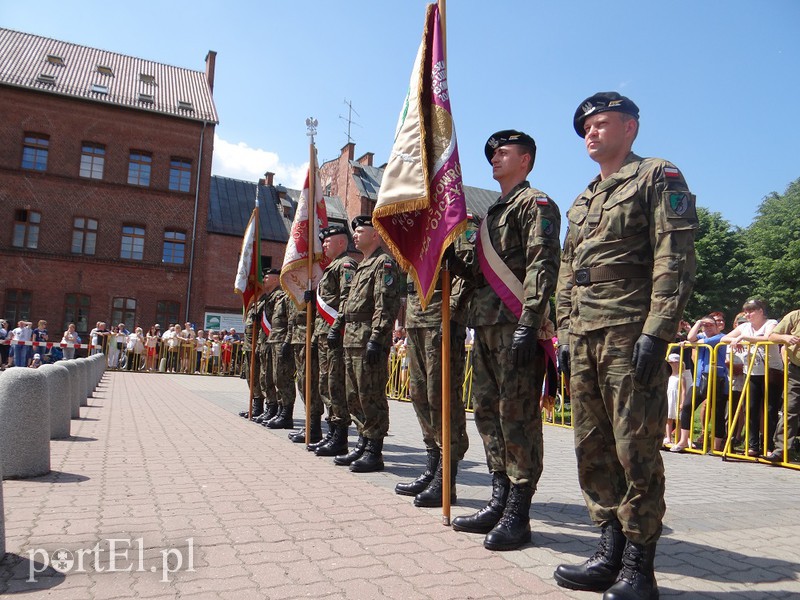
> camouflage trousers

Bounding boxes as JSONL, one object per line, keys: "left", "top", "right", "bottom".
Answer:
{"left": 269, "top": 343, "right": 296, "bottom": 407}
{"left": 317, "top": 334, "right": 349, "bottom": 425}
{"left": 406, "top": 326, "right": 469, "bottom": 460}
{"left": 472, "top": 323, "right": 544, "bottom": 486}
{"left": 241, "top": 348, "right": 265, "bottom": 400}
{"left": 345, "top": 346, "right": 390, "bottom": 439}
{"left": 570, "top": 322, "right": 668, "bottom": 545}
{"left": 261, "top": 345, "right": 276, "bottom": 405}
{"left": 294, "top": 343, "right": 323, "bottom": 418}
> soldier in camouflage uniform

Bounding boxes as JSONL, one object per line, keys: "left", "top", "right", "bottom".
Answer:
{"left": 553, "top": 93, "right": 697, "bottom": 600}
{"left": 309, "top": 224, "right": 359, "bottom": 456}
{"left": 394, "top": 223, "right": 474, "bottom": 508}
{"left": 238, "top": 278, "right": 267, "bottom": 420}
{"left": 287, "top": 298, "right": 323, "bottom": 443}
{"left": 449, "top": 130, "right": 561, "bottom": 551}
{"left": 253, "top": 268, "right": 283, "bottom": 424}
{"left": 327, "top": 215, "right": 402, "bottom": 473}
{"left": 264, "top": 286, "right": 297, "bottom": 430}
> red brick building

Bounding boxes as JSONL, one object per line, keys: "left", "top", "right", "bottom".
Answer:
{"left": 0, "top": 27, "right": 497, "bottom": 341}
{"left": 0, "top": 28, "right": 218, "bottom": 336}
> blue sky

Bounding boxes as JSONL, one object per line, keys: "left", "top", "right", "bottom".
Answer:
{"left": 3, "top": 0, "right": 798, "bottom": 229}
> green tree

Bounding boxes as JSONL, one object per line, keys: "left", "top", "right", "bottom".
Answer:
{"left": 744, "top": 177, "right": 800, "bottom": 319}
{"left": 686, "top": 207, "right": 750, "bottom": 324}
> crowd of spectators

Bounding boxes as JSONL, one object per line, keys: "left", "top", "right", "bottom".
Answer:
{"left": 664, "top": 298, "right": 798, "bottom": 463}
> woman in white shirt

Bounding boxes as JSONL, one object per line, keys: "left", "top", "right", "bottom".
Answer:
{"left": 721, "top": 298, "right": 782, "bottom": 457}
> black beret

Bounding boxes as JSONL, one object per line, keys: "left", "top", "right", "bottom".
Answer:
{"left": 351, "top": 215, "right": 373, "bottom": 231}
{"left": 319, "top": 224, "right": 348, "bottom": 241}
{"left": 263, "top": 268, "right": 280, "bottom": 276}
{"left": 573, "top": 91, "right": 639, "bottom": 137}
{"left": 484, "top": 130, "right": 537, "bottom": 164}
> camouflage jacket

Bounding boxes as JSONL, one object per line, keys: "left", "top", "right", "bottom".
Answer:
{"left": 466, "top": 181, "right": 561, "bottom": 330}
{"left": 314, "top": 252, "right": 359, "bottom": 337}
{"left": 406, "top": 224, "right": 475, "bottom": 329}
{"left": 555, "top": 153, "right": 697, "bottom": 343}
{"left": 268, "top": 290, "right": 290, "bottom": 345}
{"left": 289, "top": 298, "right": 316, "bottom": 345}
{"left": 257, "top": 287, "right": 282, "bottom": 347}
{"left": 338, "top": 247, "right": 402, "bottom": 349}
{"left": 243, "top": 295, "right": 264, "bottom": 351}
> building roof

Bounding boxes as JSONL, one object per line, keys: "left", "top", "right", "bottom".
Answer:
{"left": 208, "top": 175, "right": 349, "bottom": 242}
{"left": 351, "top": 162, "right": 384, "bottom": 201}
{"left": 208, "top": 177, "right": 288, "bottom": 242}
{"left": 0, "top": 27, "right": 218, "bottom": 124}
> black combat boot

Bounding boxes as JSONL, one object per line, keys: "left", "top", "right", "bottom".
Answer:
{"left": 266, "top": 403, "right": 294, "bottom": 429}
{"left": 483, "top": 482, "right": 533, "bottom": 551}
{"left": 239, "top": 397, "right": 264, "bottom": 419}
{"left": 414, "top": 460, "right": 457, "bottom": 508}
{"left": 554, "top": 520, "right": 625, "bottom": 591}
{"left": 307, "top": 420, "right": 334, "bottom": 452}
{"left": 315, "top": 424, "right": 349, "bottom": 457}
{"left": 334, "top": 435, "right": 366, "bottom": 466}
{"left": 350, "top": 437, "right": 384, "bottom": 472}
{"left": 261, "top": 404, "right": 282, "bottom": 426}
{"left": 452, "top": 472, "right": 510, "bottom": 534}
{"left": 395, "top": 448, "right": 440, "bottom": 496}
{"left": 258, "top": 402, "right": 279, "bottom": 423}
{"left": 289, "top": 417, "right": 321, "bottom": 444}
{"left": 602, "top": 540, "right": 658, "bottom": 600}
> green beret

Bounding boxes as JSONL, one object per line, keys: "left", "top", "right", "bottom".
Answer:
{"left": 573, "top": 91, "right": 639, "bottom": 137}
{"left": 484, "top": 129, "right": 537, "bottom": 164}
{"left": 351, "top": 215, "right": 373, "bottom": 231}
{"left": 319, "top": 224, "right": 348, "bottom": 241}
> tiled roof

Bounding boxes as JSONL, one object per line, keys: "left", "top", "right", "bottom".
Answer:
{"left": 208, "top": 177, "right": 288, "bottom": 242}
{"left": 208, "top": 175, "right": 349, "bottom": 241}
{"left": 0, "top": 27, "right": 218, "bottom": 124}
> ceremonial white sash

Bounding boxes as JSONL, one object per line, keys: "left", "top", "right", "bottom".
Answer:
{"left": 261, "top": 311, "right": 272, "bottom": 336}
{"left": 316, "top": 290, "right": 337, "bottom": 326}
{"left": 476, "top": 218, "right": 523, "bottom": 319}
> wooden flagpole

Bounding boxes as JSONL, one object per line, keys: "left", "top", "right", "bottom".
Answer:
{"left": 305, "top": 118, "right": 318, "bottom": 445}
{"left": 438, "top": 0, "right": 452, "bottom": 526}
{"left": 247, "top": 190, "right": 261, "bottom": 420}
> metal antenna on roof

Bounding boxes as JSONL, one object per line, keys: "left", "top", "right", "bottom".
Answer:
{"left": 339, "top": 99, "right": 361, "bottom": 145}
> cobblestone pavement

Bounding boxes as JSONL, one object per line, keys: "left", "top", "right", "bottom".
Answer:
{"left": 1, "top": 371, "right": 798, "bottom": 599}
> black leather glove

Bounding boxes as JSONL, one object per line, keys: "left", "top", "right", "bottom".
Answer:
{"left": 558, "top": 344, "right": 571, "bottom": 379}
{"left": 442, "top": 244, "right": 469, "bottom": 278}
{"left": 326, "top": 328, "right": 342, "bottom": 349}
{"left": 303, "top": 290, "right": 314, "bottom": 303}
{"left": 366, "top": 340, "right": 383, "bottom": 366}
{"left": 631, "top": 334, "right": 669, "bottom": 386}
{"left": 510, "top": 325, "right": 538, "bottom": 368}
{"left": 280, "top": 341, "right": 292, "bottom": 361}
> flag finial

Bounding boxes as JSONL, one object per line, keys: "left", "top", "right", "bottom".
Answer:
{"left": 306, "top": 117, "right": 318, "bottom": 144}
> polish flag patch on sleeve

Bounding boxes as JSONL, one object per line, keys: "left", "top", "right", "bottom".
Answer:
{"left": 535, "top": 196, "right": 549, "bottom": 206}
{"left": 664, "top": 167, "right": 680, "bottom": 178}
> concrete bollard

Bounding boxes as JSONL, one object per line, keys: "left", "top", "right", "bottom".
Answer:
{"left": 75, "top": 359, "right": 89, "bottom": 407}
{"left": 37, "top": 364, "right": 72, "bottom": 439}
{"left": 1, "top": 455, "right": 5, "bottom": 557}
{"left": 92, "top": 353, "right": 106, "bottom": 389}
{"left": 0, "top": 368, "right": 51, "bottom": 479}
{"left": 61, "top": 360, "right": 82, "bottom": 419}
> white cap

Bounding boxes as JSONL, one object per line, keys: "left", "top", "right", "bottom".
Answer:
{"left": 33, "top": 353, "right": 41, "bottom": 360}
{"left": 667, "top": 353, "right": 681, "bottom": 363}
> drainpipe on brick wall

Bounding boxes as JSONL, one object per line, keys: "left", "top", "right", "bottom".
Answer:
{"left": 185, "top": 121, "right": 206, "bottom": 323}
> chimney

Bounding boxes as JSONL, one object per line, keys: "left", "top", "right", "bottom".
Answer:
{"left": 264, "top": 171, "right": 275, "bottom": 186}
{"left": 356, "top": 152, "right": 374, "bottom": 167}
{"left": 341, "top": 142, "right": 355, "bottom": 161}
{"left": 205, "top": 50, "right": 217, "bottom": 93}
{"left": 258, "top": 178, "right": 266, "bottom": 186}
